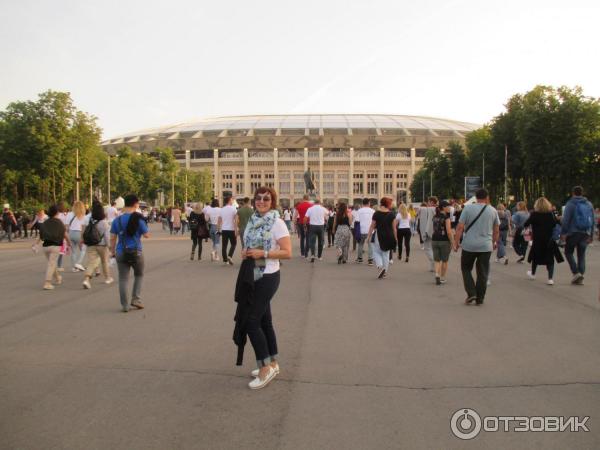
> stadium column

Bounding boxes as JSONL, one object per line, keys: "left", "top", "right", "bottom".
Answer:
{"left": 349, "top": 147, "right": 354, "bottom": 203}
{"left": 379, "top": 147, "right": 385, "bottom": 199}
{"left": 273, "top": 147, "right": 279, "bottom": 195}
{"left": 213, "top": 148, "right": 219, "bottom": 199}
{"left": 408, "top": 147, "right": 416, "bottom": 202}
{"left": 319, "top": 147, "right": 323, "bottom": 197}
{"left": 243, "top": 148, "right": 250, "bottom": 197}
{"left": 185, "top": 149, "right": 191, "bottom": 170}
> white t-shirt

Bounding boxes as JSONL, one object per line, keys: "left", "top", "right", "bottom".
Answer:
{"left": 351, "top": 209, "right": 359, "bottom": 225}
{"left": 65, "top": 212, "right": 86, "bottom": 231}
{"left": 305, "top": 204, "right": 328, "bottom": 226}
{"left": 220, "top": 205, "right": 237, "bottom": 231}
{"left": 264, "top": 218, "right": 290, "bottom": 274}
{"left": 203, "top": 206, "right": 222, "bottom": 225}
{"left": 106, "top": 206, "right": 119, "bottom": 223}
{"left": 59, "top": 212, "right": 69, "bottom": 225}
{"left": 357, "top": 207, "right": 374, "bottom": 234}
{"left": 396, "top": 213, "right": 411, "bottom": 229}
{"left": 283, "top": 210, "right": 291, "bottom": 221}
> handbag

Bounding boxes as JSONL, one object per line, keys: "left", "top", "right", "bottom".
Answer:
{"left": 523, "top": 226, "right": 532, "bottom": 242}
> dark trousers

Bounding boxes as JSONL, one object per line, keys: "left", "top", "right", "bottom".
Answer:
{"left": 116, "top": 251, "right": 144, "bottom": 309}
{"left": 531, "top": 261, "right": 555, "bottom": 279}
{"left": 460, "top": 250, "right": 491, "bottom": 303}
{"left": 309, "top": 225, "right": 325, "bottom": 258}
{"left": 221, "top": 230, "right": 237, "bottom": 261}
{"left": 397, "top": 228, "right": 411, "bottom": 258}
{"left": 564, "top": 232, "right": 589, "bottom": 275}
{"left": 246, "top": 271, "right": 281, "bottom": 367}
{"left": 298, "top": 223, "right": 308, "bottom": 257}
{"left": 513, "top": 229, "right": 528, "bottom": 257}
{"left": 191, "top": 235, "right": 203, "bottom": 258}
{"left": 327, "top": 225, "right": 334, "bottom": 247}
{"left": 0, "top": 224, "right": 12, "bottom": 242}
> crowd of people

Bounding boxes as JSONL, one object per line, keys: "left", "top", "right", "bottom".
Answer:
{"left": 1, "top": 184, "right": 597, "bottom": 391}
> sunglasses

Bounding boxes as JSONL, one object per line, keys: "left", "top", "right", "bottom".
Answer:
{"left": 255, "top": 194, "right": 272, "bottom": 202}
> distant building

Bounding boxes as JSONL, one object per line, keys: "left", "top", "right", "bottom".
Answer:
{"left": 101, "top": 114, "right": 478, "bottom": 206}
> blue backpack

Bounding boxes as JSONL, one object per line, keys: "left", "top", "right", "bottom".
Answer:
{"left": 574, "top": 201, "right": 593, "bottom": 232}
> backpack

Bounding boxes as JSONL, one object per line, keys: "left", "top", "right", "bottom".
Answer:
{"left": 83, "top": 219, "right": 103, "bottom": 246}
{"left": 432, "top": 214, "right": 447, "bottom": 238}
{"left": 189, "top": 214, "right": 199, "bottom": 230}
{"left": 574, "top": 201, "right": 593, "bottom": 232}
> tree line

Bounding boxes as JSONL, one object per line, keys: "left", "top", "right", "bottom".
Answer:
{"left": 0, "top": 90, "right": 212, "bottom": 210}
{"left": 410, "top": 85, "right": 600, "bottom": 207}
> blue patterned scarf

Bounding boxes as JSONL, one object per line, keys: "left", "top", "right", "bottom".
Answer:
{"left": 243, "top": 210, "right": 280, "bottom": 280}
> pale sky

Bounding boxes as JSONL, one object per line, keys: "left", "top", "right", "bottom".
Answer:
{"left": 1, "top": 0, "right": 598, "bottom": 139}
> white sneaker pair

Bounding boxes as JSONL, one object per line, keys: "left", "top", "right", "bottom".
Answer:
{"left": 248, "top": 366, "right": 277, "bottom": 390}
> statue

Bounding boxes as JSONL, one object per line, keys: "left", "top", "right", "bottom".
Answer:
{"left": 303, "top": 168, "right": 316, "bottom": 194}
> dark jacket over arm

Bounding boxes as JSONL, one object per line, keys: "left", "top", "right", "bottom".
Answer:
{"left": 233, "top": 258, "right": 255, "bottom": 365}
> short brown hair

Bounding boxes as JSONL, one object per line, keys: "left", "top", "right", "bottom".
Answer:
{"left": 428, "top": 196, "right": 439, "bottom": 205}
{"left": 254, "top": 186, "right": 278, "bottom": 210}
{"left": 380, "top": 197, "right": 393, "bottom": 208}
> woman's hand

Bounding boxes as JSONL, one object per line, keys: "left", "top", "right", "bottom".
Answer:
{"left": 245, "top": 248, "right": 265, "bottom": 259}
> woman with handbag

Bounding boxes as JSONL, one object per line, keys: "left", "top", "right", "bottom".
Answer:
{"left": 523, "top": 197, "right": 563, "bottom": 285}
{"left": 240, "top": 186, "right": 291, "bottom": 390}
{"left": 189, "top": 203, "right": 208, "bottom": 260}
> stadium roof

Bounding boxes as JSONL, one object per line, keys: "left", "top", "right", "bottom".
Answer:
{"left": 103, "top": 114, "right": 479, "bottom": 144}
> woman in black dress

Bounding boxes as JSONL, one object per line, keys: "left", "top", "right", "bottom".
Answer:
{"left": 523, "top": 197, "right": 563, "bottom": 285}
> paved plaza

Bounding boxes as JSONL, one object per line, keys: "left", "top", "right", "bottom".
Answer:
{"left": 1, "top": 224, "right": 599, "bottom": 450}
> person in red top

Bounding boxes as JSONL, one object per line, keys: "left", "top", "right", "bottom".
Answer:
{"left": 295, "top": 194, "right": 313, "bottom": 258}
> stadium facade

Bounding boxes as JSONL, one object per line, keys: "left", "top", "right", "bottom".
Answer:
{"left": 101, "top": 114, "right": 479, "bottom": 206}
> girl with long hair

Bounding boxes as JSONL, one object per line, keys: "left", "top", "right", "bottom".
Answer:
{"left": 333, "top": 202, "right": 352, "bottom": 264}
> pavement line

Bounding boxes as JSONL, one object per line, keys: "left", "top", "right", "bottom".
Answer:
{"left": 9, "top": 362, "right": 600, "bottom": 392}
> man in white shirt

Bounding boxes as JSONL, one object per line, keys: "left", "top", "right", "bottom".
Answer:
{"left": 105, "top": 201, "right": 119, "bottom": 225}
{"left": 304, "top": 199, "right": 328, "bottom": 262}
{"left": 203, "top": 200, "right": 222, "bottom": 261}
{"left": 218, "top": 195, "right": 238, "bottom": 265}
{"left": 356, "top": 198, "right": 374, "bottom": 264}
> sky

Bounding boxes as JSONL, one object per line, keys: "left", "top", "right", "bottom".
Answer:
{"left": 1, "top": 0, "right": 599, "bottom": 139}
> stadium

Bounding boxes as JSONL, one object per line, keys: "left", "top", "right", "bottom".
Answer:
{"left": 101, "top": 114, "right": 479, "bottom": 207}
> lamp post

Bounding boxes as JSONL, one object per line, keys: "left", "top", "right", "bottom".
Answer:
{"left": 504, "top": 144, "right": 508, "bottom": 203}
{"left": 107, "top": 153, "right": 111, "bottom": 204}
{"left": 171, "top": 172, "right": 175, "bottom": 206}
{"left": 75, "top": 148, "right": 80, "bottom": 202}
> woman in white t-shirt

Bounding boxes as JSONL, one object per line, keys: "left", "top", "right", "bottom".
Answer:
{"left": 202, "top": 199, "right": 222, "bottom": 261}
{"left": 241, "top": 186, "right": 291, "bottom": 390}
{"left": 395, "top": 203, "right": 412, "bottom": 262}
{"left": 65, "top": 201, "right": 87, "bottom": 271}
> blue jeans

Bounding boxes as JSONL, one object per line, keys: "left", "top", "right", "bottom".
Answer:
{"left": 564, "top": 232, "right": 589, "bottom": 275}
{"left": 209, "top": 224, "right": 220, "bottom": 251}
{"left": 497, "top": 230, "right": 508, "bottom": 259}
{"left": 69, "top": 230, "right": 86, "bottom": 268}
{"left": 357, "top": 233, "right": 373, "bottom": 261}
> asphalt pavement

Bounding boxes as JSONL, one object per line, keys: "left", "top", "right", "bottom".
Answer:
{"left": 1, "top": 224, "right": 599, "bottom": 450}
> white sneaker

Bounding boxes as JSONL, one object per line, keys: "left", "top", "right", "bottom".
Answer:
{"left": 527, "top": 270, "right": 535, "bottom": 280}
{"left": 82, "top": 279, "right": 91, "bottom": 289}
{"left": 75, "top": 263, "right": 86, "bottom": 271}
{"left": 547, "top": 279, "right": 554, "bottom": 285}
{"left": 251, "top": 363, "right": 279, "bottom": 378}
{"left": 248, "top": 366, "right": 277, "bottom": 390}
{"left": 105, "top": 277, "right": 114, "bottom": 284}
{"left": 72, "top": 268, "right": 79, "bottom": 273}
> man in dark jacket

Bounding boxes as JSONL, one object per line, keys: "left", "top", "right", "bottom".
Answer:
{"left": 560, "top": 186, "right": 595, "bottom": 285}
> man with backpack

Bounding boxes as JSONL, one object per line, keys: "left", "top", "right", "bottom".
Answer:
{"left": 110, "top": 194, "right": 150, "bottom": 312}
{"left": 82, "top": 202, "right": 113, "bottom": 289}
{"left": 560, "top": 186, "right": 595, "bottom": 285}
